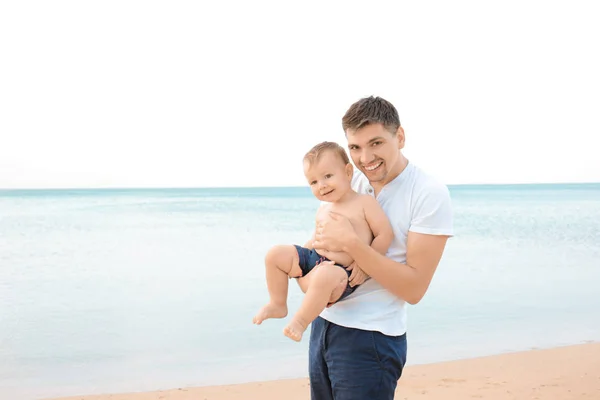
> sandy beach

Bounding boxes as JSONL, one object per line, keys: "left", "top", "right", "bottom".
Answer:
{"left": 48, "top": 342, "right": 600, "bottom": 400}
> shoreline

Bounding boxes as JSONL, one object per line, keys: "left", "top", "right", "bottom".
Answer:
{"left": 47, "top": 342, "right": 600, "bottom": 400}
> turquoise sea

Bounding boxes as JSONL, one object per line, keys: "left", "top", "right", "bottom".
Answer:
{"left": 1, "top": 184, "right": 599, "bottom": 399}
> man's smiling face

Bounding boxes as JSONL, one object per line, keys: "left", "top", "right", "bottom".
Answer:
{"left": 346, "top": 123, "right": 405, "bottom": 187}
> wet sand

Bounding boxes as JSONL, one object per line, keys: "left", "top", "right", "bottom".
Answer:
{"left": 48, "top": 342, "right": 600, "bottom": 400}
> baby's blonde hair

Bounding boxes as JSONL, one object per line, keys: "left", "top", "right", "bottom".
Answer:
{"left": 303, "top": 141, "right": 350, "bottom": 166}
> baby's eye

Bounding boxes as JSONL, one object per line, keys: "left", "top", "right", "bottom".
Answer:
{"left": 310, "top": 181, "right": 317, "bottom": 185}
{"left": 325, "top": 174, "right": 333, "bottom": 179}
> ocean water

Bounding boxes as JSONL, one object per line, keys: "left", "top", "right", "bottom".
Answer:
{"left": 1, "top": 184, "right": 599, "bottom": 399}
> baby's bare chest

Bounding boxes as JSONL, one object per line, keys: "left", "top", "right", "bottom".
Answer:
{"left": 316, "top": 202, "right": 367, "bottom": 228}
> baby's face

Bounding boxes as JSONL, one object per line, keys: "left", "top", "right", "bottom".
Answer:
{"left": 303, "top": 151, "right": 352, "bottom": 202}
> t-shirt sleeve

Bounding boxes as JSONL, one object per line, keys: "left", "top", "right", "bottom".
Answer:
{"left": 409, "top": 181, "right": 454, "bottom": 236}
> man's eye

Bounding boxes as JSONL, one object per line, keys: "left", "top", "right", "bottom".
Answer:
{"left": 372, "top": 141, "right": 382, "bottom": 146}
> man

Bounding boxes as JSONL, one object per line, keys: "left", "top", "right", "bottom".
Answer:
{"left": 310, "top": 96, "right": 454, "bottom": 400}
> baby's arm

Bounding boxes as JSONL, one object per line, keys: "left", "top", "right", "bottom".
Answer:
{"left": 363, "top": 195, "right": 394, "bottom": 255}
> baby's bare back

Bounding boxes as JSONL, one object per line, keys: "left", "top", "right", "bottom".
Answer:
{"left": 314, "top": 196, "right": 373, "bottom": 267}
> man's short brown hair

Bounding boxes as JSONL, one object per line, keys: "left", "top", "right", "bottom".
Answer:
{"left": 303, "top": 141, "right": 350, "bottom": 166}
{"left": 342, "top": 96, "right": 401, "bottom": 135}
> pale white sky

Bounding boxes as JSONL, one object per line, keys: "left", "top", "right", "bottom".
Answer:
{"left": 1, "top": 1, "right": 598, "bottom": 188}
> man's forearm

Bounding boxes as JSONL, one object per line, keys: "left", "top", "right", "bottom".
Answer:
{"left": 344, "top": 237, "right": 424, "bottom": 304}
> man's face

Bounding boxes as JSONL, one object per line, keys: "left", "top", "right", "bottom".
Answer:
{"left": 346, "top": 123, "right": 405, "bottom": 186}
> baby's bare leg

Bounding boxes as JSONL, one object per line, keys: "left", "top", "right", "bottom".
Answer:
{"left": 284, "top": 264, "right": 348, "bottom": 342}
{"left": 253, "top": 245, "right": 303, "bottom": 325}
{"left": 296, "top": 265, "right": 347, "bottom": 295}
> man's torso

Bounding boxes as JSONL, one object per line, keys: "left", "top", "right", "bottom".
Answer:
{"left": 319, "top": 162, "right": 452, "bottom": 336}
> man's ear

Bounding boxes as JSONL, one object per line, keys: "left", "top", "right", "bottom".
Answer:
{"left": 396, "top": 126, "right": 406, "bottom": 149}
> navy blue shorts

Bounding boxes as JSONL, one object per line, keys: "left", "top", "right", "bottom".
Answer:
{"left": 293, "top": 245, "right": 356, "bottom": 303}
{"left": 309, "top": 317, "right": 407, "bottom": 399}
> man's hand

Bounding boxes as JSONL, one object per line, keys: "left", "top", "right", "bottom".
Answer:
{"left": 313, "top": 212, "right": 357, "bottom": 252}
{"left": 346, "top": 262, "right": 370, "bottom": 287}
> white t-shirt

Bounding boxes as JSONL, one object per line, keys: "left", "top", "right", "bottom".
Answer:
{"left": 319, "top": 161, "right": 454, "bottom": 336}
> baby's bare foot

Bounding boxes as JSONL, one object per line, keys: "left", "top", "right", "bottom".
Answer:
{"left": 283, "top": 319, "right": 307, "bottom": 342}
{"left": 253, "top": 303, "right": 287, "bottom": 325}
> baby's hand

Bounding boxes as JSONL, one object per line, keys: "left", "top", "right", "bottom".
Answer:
{"left": 346, "top": 262, "right": 370, "bottom": 287}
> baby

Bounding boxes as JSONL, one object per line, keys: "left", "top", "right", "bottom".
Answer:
{"left": 252, "top": 141, "right": 393, "bottom": 341}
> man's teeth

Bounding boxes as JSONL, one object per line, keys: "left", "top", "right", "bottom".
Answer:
{"left": 365, "top": 162, "right": 382, "bottom": 171}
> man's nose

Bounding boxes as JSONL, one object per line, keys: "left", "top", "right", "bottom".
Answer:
{"left": 360, "top": 149, "right": 374, "bottom": 164}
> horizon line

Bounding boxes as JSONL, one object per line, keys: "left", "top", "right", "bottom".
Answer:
{"left": 1, "top": 181, "right": 599, "bottom": 191}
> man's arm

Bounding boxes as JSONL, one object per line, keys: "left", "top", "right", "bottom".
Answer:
{"left": 343, "top": 231, "right": 448, "bottom": 304}
{"left": 315, "top": 181, "right": 453, "bottom": 301}
{"left": 362, "top": 195, "right": 394, "bottom": 256}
